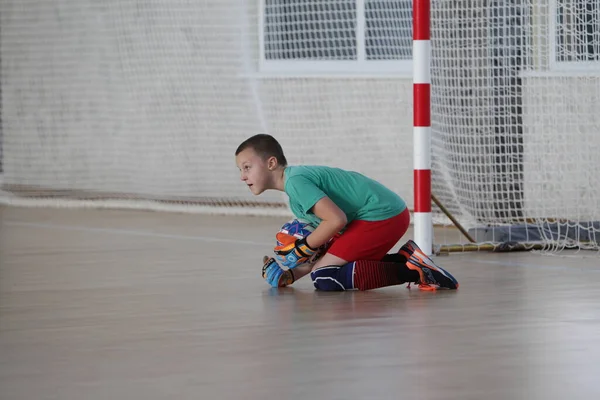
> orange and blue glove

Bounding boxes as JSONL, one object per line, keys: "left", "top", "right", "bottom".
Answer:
{"left": 274, "top": 232, "right": 317, "bottom": 269}
{"left": 262, "top": 256, "right": 294, "bottom": 288}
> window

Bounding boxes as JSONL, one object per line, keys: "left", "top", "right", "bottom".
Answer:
{"left": 259, "top": 0, "right": 413, "bottom": 75}
{"left": 552, "top": 0, "right": 599, "bottom": 69}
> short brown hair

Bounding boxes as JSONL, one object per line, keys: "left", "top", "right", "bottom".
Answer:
{"left": 235, "top": 134, "right": 288, "bottom": 167}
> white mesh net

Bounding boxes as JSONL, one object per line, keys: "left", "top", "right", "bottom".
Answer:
{"left": 1, "top": 0, "right": 599, "bottom": 251}
{"left": 430, "top": 0, "right": 600, "bottom": 252}
{"left": 0, "top": 0, "right": 411, "bottom": 216}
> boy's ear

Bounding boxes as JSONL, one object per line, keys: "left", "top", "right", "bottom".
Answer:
{"left": 267, "top": 156, "right": 278, "bottom": 170}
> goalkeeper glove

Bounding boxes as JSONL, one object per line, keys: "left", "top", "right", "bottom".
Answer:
{"left": 274, "top": 232, "right": 317, "bottom": 269}
{"left": 262, "top": 256, "right": 294, "bottom": 288}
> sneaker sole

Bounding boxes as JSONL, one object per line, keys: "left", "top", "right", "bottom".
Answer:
{"left": 408, "top": 255, "right": 459, "bottom": 290}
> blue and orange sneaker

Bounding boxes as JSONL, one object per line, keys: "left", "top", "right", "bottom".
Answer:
{"left": 406, "top": 249, "right": 459, "bottom": 290}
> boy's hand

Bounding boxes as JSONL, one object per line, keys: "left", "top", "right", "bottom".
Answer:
{"left": 274, "top": 232, "right": 317, "bottom": 269}
{"left": 262, "top": 256, "right": 294, "bottom": 288}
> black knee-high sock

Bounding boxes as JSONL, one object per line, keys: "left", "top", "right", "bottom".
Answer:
{"left": 380, "top": 253, "right": 408, "bottom": 264}
{"left": 353, "top": 260, "right": 419, "bottom": 290}
{"left": 310, "top": 261, "right": 420, "bottom": 291}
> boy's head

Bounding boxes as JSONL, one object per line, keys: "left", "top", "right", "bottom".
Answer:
{"left": 235, "top": 134, "right": 287, "bottom": 195}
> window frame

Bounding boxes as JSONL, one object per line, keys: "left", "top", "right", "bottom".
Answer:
{"left": 549, "top": 0, "right": 600, "bottom": 71}
{"left": 258, "top": 0, "right": 413, "bottom": 77}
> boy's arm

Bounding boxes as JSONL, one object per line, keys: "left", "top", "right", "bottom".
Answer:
{"left": 306, "top": 197, "right": 347, "bottom": 249}
{"left": 284, "top": 176, "right": 346, "bottom": 244}
{"left": 273, "top": 196, "right": 346, "bottom": 270}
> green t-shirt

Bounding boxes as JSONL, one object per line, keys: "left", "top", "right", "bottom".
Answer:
{"left": 284, "top": 165, "right": 406, "bottom": 227}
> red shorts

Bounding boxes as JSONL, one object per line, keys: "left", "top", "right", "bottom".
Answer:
{"left": 326, "top": 208, "right": 410, "bottom": 262}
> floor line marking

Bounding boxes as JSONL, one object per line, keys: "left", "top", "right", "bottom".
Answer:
{"left": 4, "top": 221, "right": 273, "bottom": 247}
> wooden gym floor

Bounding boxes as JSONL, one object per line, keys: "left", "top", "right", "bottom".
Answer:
{"left": 1, "top": 205, "right": 600, "bottom": 400}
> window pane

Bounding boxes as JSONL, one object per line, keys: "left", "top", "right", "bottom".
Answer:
{"left": 365, "top": 0, "right": 412, "bottom": 60}
{"left": 264, "top": 0, "right": 357, "bottom": 60}
{"left": 556, "top": 0, "right": 600, "bottom": 62}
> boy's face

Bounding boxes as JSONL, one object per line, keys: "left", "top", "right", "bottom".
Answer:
{"left": 235, "top": 147, "right": 273, "bottom": 195}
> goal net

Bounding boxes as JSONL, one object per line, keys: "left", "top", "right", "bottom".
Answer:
{"left": 430, "top": 0, "right": 600, "bottom": 252}
{"left": 1, "top": 0, "right": 599, "bottom": 251}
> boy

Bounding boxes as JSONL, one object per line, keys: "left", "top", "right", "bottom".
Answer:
{"left": 235, "top": 134, "right": 458, "bottom": 291}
